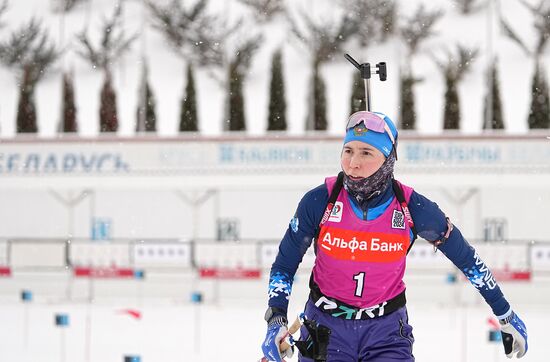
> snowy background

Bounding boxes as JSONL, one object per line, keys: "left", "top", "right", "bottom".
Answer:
{"left": 0, "top": 0, "right": 547, "bottom": 137}
{"left": 0, "top": 1, "right": 549, "bottom": 362}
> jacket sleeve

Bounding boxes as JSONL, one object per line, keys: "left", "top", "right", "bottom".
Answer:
{"left": 408, "top": 190, "right": 511, "bottom": 317}
{"left": 267, "top": 184, "right": 328, "bottom": 314}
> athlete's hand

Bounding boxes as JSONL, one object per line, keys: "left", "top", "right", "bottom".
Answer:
{"left": 500, "top": 311, "right": 528, "bottom": 358}
{"left": 261, "top": 316, "right": 294, "bottom": 362}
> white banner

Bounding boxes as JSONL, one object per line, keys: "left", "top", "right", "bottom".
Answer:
{"left": 0, "top": 137, "right": 549, "bottom": 176}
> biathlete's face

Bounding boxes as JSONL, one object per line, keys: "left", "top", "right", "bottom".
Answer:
{"left": 341, "top": 141, "right": 386, "bottom": 179}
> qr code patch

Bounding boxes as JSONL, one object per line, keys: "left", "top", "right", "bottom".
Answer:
{"left": 392, "top": 210, "right": 405, "bottom": 229}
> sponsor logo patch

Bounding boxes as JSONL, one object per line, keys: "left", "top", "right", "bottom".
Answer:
{"left": 328, "top": 201, "right": 343, "bottom": 222}
{"left": 318, "top": 228, "right": 409, "bottom": 262}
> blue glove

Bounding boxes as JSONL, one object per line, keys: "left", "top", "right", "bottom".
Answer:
{"left": 500, "top": 311, "right": 528, "bottom": 358}
{"left": 261, "top": 316, "right": 293, "bottom": 362}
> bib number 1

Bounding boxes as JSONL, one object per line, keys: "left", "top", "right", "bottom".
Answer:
{"left": 353, "top": 272, "right": 365, "bottom": 297}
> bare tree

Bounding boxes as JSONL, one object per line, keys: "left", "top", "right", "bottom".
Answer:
{"left": 76, "top": 4, "right": 137, "bottom": 132}
{"left": 237, "top": 0, "right": 285, "bottom": 23}
{"left": 147, "top": 0, "right": 239, "bottom": 67}
{"left": 149, "top": 0, "right": 262, "bottom": 131}
{"left": 501, "top": 0, "right": 550, "bottom": 128}
{"left": 501, "top": 0, "right": 550, "bottom": 57}
{"left": 400, "top": 4, "right": 444, "bottom": 57}
{"left": 0, "top": 0, "right": 8, "bottom": 28}
{"left": 51, "top": 0, "right": 88, "bottom": 13}
{"left": 339, "top": 0, "right": 397, "bottom": 46}
{"left": 76, "top": 5, "right": 138, "bottom": 73}
{"left": 289, "top": 9, "right": 354, "bottom": 130}
{"left": 433, "top": 45, "right": 478, "bottom": 129}
{"left": 452, "top": 0, "right": 484, "bottom": 15}
{"left": 0, "top": 18, "right": 60, "bottom": 133}
{"left": 289, "top": 9, "right": 354, "bottom": 65}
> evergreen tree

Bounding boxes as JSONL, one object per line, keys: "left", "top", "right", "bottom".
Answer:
{"left": 308, "top": 60, "right": 327, "bottom": 131}
{"left": 136, "top": 62, "right": 157, "bottom": 132}
{"left": 482, "top": 61, "right": 504, "bottom": 130}
{"left": 60, "top": 72, "right": 78, "bottom": 132}
{"left": 143, "top": 82, "right": 157, "bottom": 131}
{"left": 267, "top": 49, "right": 287, "bottom": 131}
{"left": 99, "top": 72, "right": 118, "bottom": 132}
{"left": 501, "top": 1, "right": 550, "bottom": 129}
{"left": 434, "top": 45, "right": 477, "bottom": 130}
{"left": 528, "top": 62, "right": 550, "bottom": 129}
{"left": 16, "top": 65, "right": 37, "bottom": 133}
{"left": 350, "top": 71, "right": 364, "bottom": 115}
{"left": 180, "top": 63, "right": 198, "bottom": 132}
{"left": 228, "top": 61, "right": 246, "bottom": 131}
{"left": 225, "top": 36, "right": 261, "bottom": 131}
{"left": 399, "top": 72, "right": 419, "bottom": 130}
{"left": 443, "top": 68, "right": 460, "bottom": 130}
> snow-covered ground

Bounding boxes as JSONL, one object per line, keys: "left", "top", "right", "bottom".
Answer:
{"left": 0, "top": 272, "right": 548, "bottom": 362}
{"left": 0, "top": 0, "right": 547, "bottom": 138}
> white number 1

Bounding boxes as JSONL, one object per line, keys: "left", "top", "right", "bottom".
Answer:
{"left": 353, "top": 272, "right": 365, "bottom": 297}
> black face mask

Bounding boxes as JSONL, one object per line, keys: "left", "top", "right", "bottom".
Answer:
{"left": 343, "top": 152, "right": 396, "bottom": 210}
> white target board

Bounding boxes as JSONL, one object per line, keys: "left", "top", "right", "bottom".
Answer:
{"left": 132, "top": 241, "right": 192, "bottom": 268}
